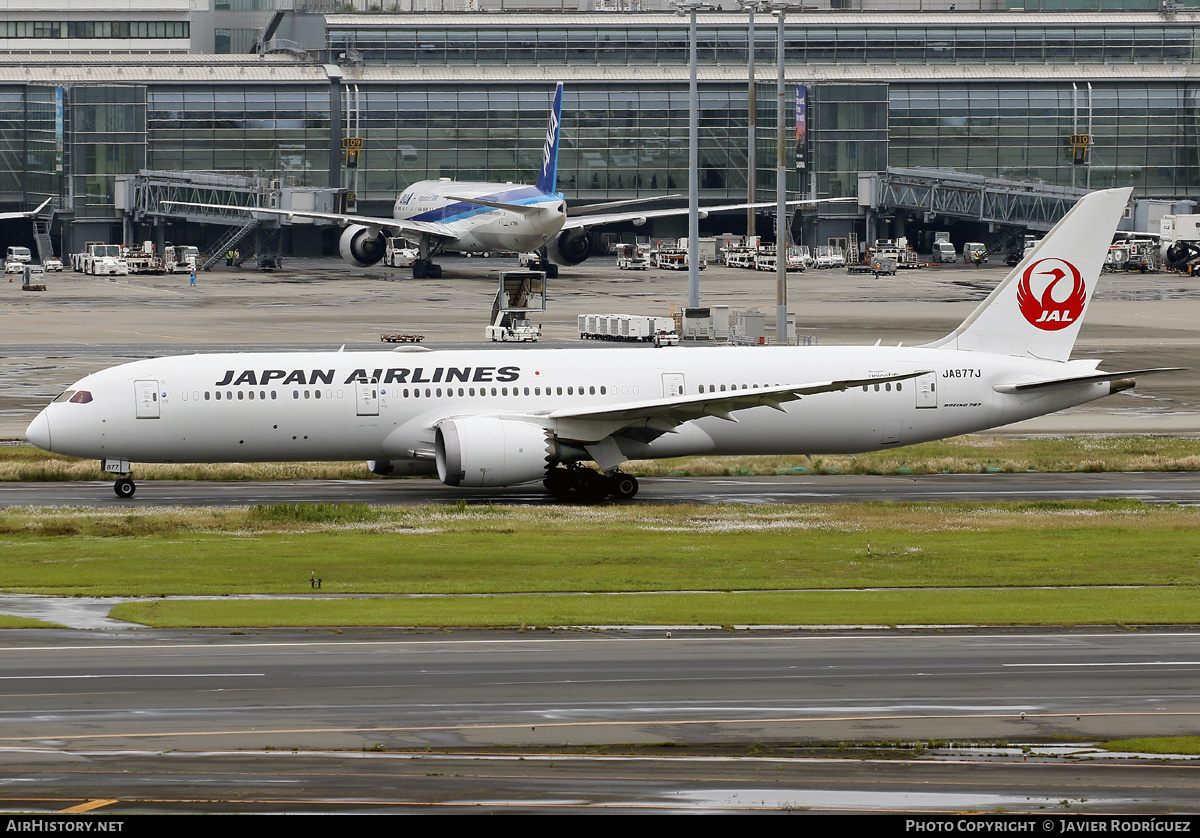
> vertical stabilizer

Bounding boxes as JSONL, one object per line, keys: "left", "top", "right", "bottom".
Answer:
{"left": 536, "top": 83, "right": 563, "bottom": 195}
{"left": 925, "top": 187, "right": 1131, "bottom": 362}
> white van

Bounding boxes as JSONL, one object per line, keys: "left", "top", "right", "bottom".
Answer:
{"left": 933, "top": 241, "right": 956, "bottom": 263}
{"left": 6, "top": 246, "right": 31, "bottom": 263}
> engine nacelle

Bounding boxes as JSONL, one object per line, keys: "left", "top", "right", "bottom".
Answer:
{"left": 339, "top": 225, "right": 387, "bottom": 268}
{"left": 367, "top": 459, "right": 393, "bottom": 476}
{"left": 1163, "top": 240, "right": 1200, "bottom": 269}
{"left": 435, "top": 417, "right": 552, "bottom": 488}
{"left": 547, "top": 228, "right": 592, "bottom": 266}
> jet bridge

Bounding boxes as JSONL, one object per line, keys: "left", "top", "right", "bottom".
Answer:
{"left": 115, "top": 170, "right": 343, "bottom": 269}
{"left": 859, "top": 168, "right": 1090, "bottom": 232}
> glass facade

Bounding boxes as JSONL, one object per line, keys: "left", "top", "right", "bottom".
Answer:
{"left": 353, "top": 84, "right": 750, "bottom": 202}
{"left": 0, "top": 21, "right": 189, "bottom": 39}
{"left": 3, "top": 11, "right": 1199, "bottom": 242}
{"left": 327, "top": 20, "right": 1198, "bottom": 66}
{"left": 146, "top": 86, "right": 331, "bottom": 186}
{"left": 71, "top": 87, "right": 146, "bottom": 218}
{"left": 889, "top": 83, "right": 1199, "bottom": 193}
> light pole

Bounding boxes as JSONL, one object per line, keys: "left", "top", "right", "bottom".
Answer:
{"left": 675, "top": 0, "right": 713, "bottom": 310}
{"left": 773, "top": 2, "right": 788, "bottom": 344}
{"left": 739, "top": 1, "right": 765, "bottom": 239}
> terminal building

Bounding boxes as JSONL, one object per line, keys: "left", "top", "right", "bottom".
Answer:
{"left": 1, "top": 3, "right": 1198, "bottom": 259}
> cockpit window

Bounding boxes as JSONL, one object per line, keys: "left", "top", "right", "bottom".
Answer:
{"left": 67, "top": 390, "right": 93, "bottom": 404}
{"left": 52, "top": 390, "right": 76, "bottom": 403}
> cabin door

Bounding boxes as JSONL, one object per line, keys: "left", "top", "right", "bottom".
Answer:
{"left": 134, "top": 380, "right": 160, "bottom": 419}
{"left": 356, "top": 381, "right": 379, "bottom": 416}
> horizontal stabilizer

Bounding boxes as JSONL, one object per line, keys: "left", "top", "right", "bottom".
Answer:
{"left": 993, "top": 367, "right": 1184, "bottom": 394}
{"left": 444, "top": 195, "right": 552, "bottom": 217}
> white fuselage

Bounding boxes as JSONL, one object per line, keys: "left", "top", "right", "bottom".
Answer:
{"left": 29, "top": 345, "right": 1114, "bottom": 474}
{"left": 393, "top": 180, "right": 566, "bottom": 255}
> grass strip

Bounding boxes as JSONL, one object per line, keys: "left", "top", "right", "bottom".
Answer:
{"left": 2, "top": 500, "right": 1200, "bottom": 597}
{"left": 1099, "top": 737, "right": 1200, "bottom": 755}
{"left": 0, "top": 615, "right": 62, "bottom": 629}
{"left": 109, "top": 587, "right": 1200, "bottom": 629}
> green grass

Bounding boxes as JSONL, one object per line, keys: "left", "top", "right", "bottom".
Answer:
{"left": 2, "top": 434, "right": 1199, "bottom": 481}
{"left": 2, "top": 499, "right": 1199, "bottom": 627}
{"left": 1099, "top": 737, "right": 1200, "bottom": 755}
{"left": 109, "top": 587, "right": 1200, "bottom": 629}
{"left": 0, "top": 614, "right": 63, "bottom": 629}
{"left": 2, "top": 499, "right": 1199, "bottom": 596}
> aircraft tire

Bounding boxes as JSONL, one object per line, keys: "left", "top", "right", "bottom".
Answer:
{"left": 610, "top": 473, "right": 639, "bottom": 500}
{"left": 545, "top": 263, "right": 559, "bottom": 279}
{"left": 412, "top": 260, "right": 428, "bottom": 279}
{"left": 543, "top": 468, "right": 572, "bottom": 499}
{"left": 574, "top": 469, "right": 610, "bottom": 503}
{"left": 430, "top": 263, "right": 443, "bottom": 278}
{"left": 114, "top": 478, "right": 136, "bottom": 499}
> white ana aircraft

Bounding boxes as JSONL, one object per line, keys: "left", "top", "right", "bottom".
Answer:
{"left": 27, "top": 186, "right": 1178, "bottom": 500}
{"left": 162, "top": 83, "right": 850, "bottom": 279}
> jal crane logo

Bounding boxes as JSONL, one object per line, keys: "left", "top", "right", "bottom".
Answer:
{"left": 1016, "top": 258, "right": 1086, "bottom": 331}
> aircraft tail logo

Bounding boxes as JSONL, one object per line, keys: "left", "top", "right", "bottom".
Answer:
{"left": 1016, "top": 258, "right": 1086, "bottom": 331}
{"left": 924, "top": 187, "right": 1131, "bottom": 362}
{"left": 536, "top": 83, "right": 563, "bottom": 195}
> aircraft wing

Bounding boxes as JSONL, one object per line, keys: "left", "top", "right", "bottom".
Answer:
{"left": 560, "top": 196, "right": 857, "bottom": 231}
{"left": 545, "top": 370, "right": 928, "bottom": 442}
{"left": 0, "top": 198, "right": 51, "bottom": 221}
{"left": 158, "top": 201, "right": 459, "bottom": 242}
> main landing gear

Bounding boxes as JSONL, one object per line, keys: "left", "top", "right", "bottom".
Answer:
{"left": 412, "top": 258, "right": 442, "bottom": 279}
{"left": 113, "top": 475, "right": 136, "bottom": 499}
{"left": 543, "top": 464, "right": 638, "bottom": 502}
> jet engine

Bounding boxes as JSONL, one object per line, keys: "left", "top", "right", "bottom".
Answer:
{"left": 547, "top": 228, "right": 593, "bottom": 266}
{"left": 1163, "top": 240, "right": 1200, "bottom": 270}
{"left": 435, "top": 417, "right": 552, "bottom": 488}
{"left": 339, "top": 225, "right": 388, "bottom": 268}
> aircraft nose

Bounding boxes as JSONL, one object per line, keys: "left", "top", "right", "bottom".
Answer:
{"left": 26, "top": 410, "right": 51, "bottom": 451}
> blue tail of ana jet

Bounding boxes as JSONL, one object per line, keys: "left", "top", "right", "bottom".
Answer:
{"left": 536, "top": 83, "right": 563, "bottom": 195}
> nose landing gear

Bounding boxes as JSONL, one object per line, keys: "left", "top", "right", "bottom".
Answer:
{"left": 113, "top": 475, "right": 136, "bottom": 499}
